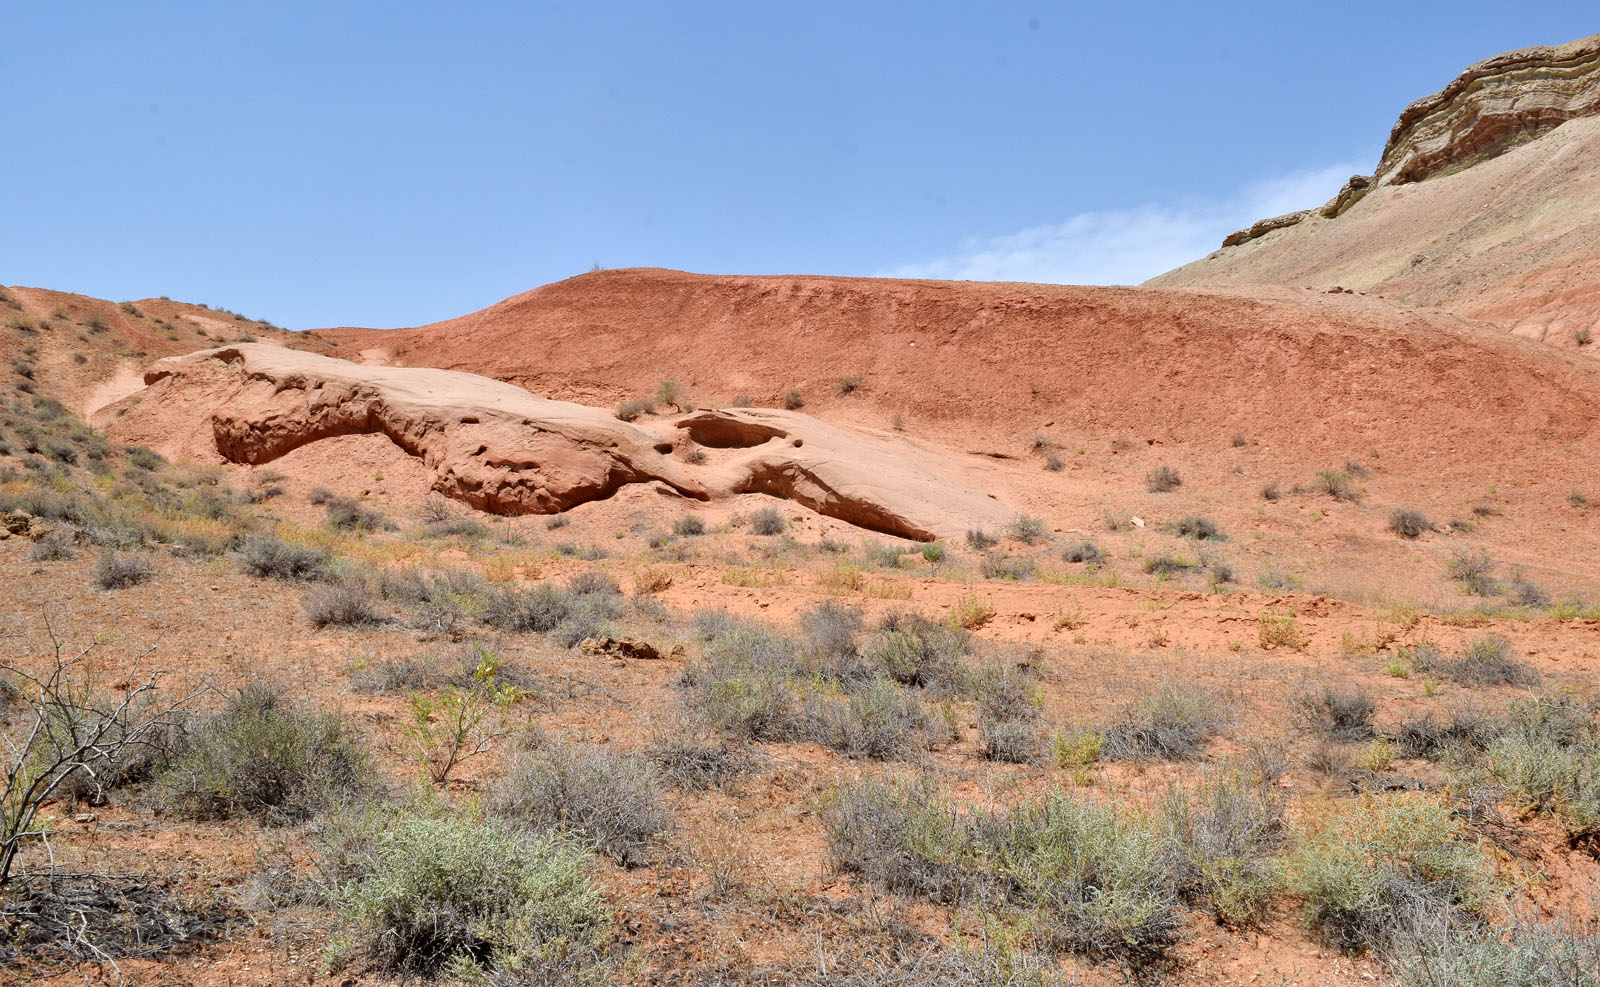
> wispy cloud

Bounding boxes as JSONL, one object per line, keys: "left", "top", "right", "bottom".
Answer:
{"left": 877, "top": 162, "right": 1365, "bottom": 285}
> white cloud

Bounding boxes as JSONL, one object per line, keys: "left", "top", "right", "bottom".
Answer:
{"left": 878, "top": 162, "right": 1365, "bottom": 286}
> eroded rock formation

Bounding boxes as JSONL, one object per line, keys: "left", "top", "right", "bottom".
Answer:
{"left": 1222, "top": 33, "right": 1600, "bottom": 245}
{"left": 127, "top": 345, "right": 1010, "bottom": 540}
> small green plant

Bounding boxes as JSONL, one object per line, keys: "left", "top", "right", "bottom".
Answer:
{"left": 1314, "top": 469, "right": 1360, "bottom": 502}
{"left": 1258, "top": 608, "right": 1307, "bottom": 649}
{"left": 673, "top": 514, "right": 705, "bottom": 537}
{"left": 782, "top": 388, "right": 804, "bottom": 410}
{"left": 403, "top": 656, "right": 522, "bottom": 783}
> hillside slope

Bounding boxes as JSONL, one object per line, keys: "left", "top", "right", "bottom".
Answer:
{"left": 1151, "top": 34, "right": 1600, "bottom": 345}
{"left": 316, "top": 268, "right": 1600, "bottom": 476}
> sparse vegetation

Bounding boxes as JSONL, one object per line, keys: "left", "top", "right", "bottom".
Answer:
{"left": 1388, "top": 507, "right": 1433, "bottom": 539}
{"left": 1101, "top": 686, "right": 1226, "bottom": 761}
{"left": 492, "top": 741, "right": 669, "bottom": 866}
{"left": 782, "top": 388, "right": 804, "bottom": 410}
{"left": 1169, "top": 515, "right": 1223, "bottom": 540}
{"left": 1005, "top": 513, "right": 1047, "bottom": 544}
{"left": 749, "top": 505, "right": 785, "bottom": 535}
{"left": 1292, "top": 686, "right": 1376, "bottom": 741}
{"left": 93, "top": 551, "right": 154, "bottom": 589}
{"left": 1146, "top": 465, "right": 1181, "bottom": 492}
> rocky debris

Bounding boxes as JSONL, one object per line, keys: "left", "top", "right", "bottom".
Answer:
{"left": 1217, "top": 33, "right": 1600, "bottom": 247}
{"left": 122, "top": 345, "right": 1012, "bottom": 540}
{"left": 579, "top": 636, "right": 685, "bottom": 661}
{"left": 2, "top": 511, "right": 30, "bottom": 535}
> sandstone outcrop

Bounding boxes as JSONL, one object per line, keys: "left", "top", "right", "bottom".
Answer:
{"left": 1217, "top": 33, "right": 1600, "bottom": 246}
{"left": 122, "top": 345, "right": 1010, "bottom": 540}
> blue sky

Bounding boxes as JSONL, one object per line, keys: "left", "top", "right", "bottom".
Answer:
{"left": 3, "top": 2, "right": 1594, "bottom": 328}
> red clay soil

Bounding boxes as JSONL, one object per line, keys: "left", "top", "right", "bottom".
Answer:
{"left": 316, "top": 268, "right": 1600, "bottom": 481}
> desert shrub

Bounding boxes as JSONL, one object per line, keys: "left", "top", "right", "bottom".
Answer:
{"left": 837, "top": 375, "right": 864, "bottom": 396}
{"left": 157, "top": 685, "right": 370, "bottom": 824}
{"left": 782, "top": 388, "right": 804, "bottom": 410}
{"left": 1141, "top": 553, "right": 1193, "bottom": 576}
{"left": 350, "top": 656, "right": 441, "bottom": 695}
{"left": 1392, "top": 706, "right": 1495, "bottom": 760}
{"left": 1288, "top": 794, "right": 1492, "bottom": 952}
{"left": 1043, "top": 454, "right": 1063, "bottom": 472}
{"left": 920, "top": 541, "right": 945, "bottom": 563}
{"left": 1145, "top": 466, "right": 1181, "bottom": 493}
{"left": 655, "top": 379, "right": 682, "bottom": 407}
{"left": 545, "top": 513, "right": 571, "bottom": 530}
{"left": 26, "top": 530, "right": 75, "bottom": 562}
{"left": 239, "top": 534, "right": 331, "bottom": 582}
{"left": 615, "top": 398, "right": 655, "bottom": 421}
{"left": 1161, "top": 772, "right": 1285, "bottom": 926}
{"left": 1005, "top": 514, "right": 1047, "bottom": 545}
{"left": 680, "top": 623, "right": 803, "bottom": 740}
{"left": 1169, "top": 516, "right": 1223, "bottom": 540}
{"left": 1441, "top": 636, "right": 1537, "bottom": 687}
{"left": 1388, "top": 508, "right": 1433, "bottom": 539}
{"left": 1389, "top": 911, "right": 1600, "bottom": 987}
{"left": 965, "top": 529, "right": 996, "bottom": 551}
{"left": 749, "top": 506, "right": 785, "bottom": 535}
{"left": 862, "top": 540, "right": 904, "bottom": 569}
{"left": 482, "top": 578, "right": 620, "bottom": 646}
{"left": 805, "top": 677, "right": 931, "bottom": 760}
{"left": 93, "top": 551, "right": 154, "bottom": 589}
{"left": 492, "top": 742, "right": 669, "bottom": 867}
{"left": 673, "top": 514, "right": 705, "bottom": 536}
{"left": 1101, "top": 686, "right": 1224, "bottom": 761}
{"left": 980, "top": 712, "right": 1041, "bottom": 764}
{"left": 1481, "top": 696, "right": 1600, "bottom": 836}
{"left": 821, "top": 780, "right": 971, "bottom": 902}
{"left": 325, "top": 807, "right": 611, "bottom": 979}
{"left": 647, "top": 734, "right": 750, "bottom": 790}
{"left": 1060, "top": 540, "right": 1101, "bottom": 563}
{"left": 868, "top": 613, "right": 967, "bottom": 689}
{"left": 1506, "top": 574, "right": 1550, "bottom": 608}
{"left": 1260, "top": 480, "right": 1281, "bottom": 501}
{"left": 124, "top": 446, "right": 164, "bottom": 471}
{"left": 324, "top": 495, "right": 387, "bottom": 532}
{"left": 799, "top": 601, "right": 867, "bottom": 676}
{"left": 973, "top": 551, "right": 1027, "bottom": 583}
{"left": 1449, "top": 550, "right": 1498, "bottom": 597}
{"left": 1314, "top": 469, "right": 1360, "bottom": 502}
{"left": 1292, "top": 686, "right": 1376, "bottom": 741}
{"left": 305, "top": 579, "right": 387, "bottom": 628}
{"left": 975, "top": 792, "right": 1183, "bottom": 965}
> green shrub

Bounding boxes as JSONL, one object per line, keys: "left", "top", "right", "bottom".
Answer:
{"left": 1101, "top": 686, "right": 1225, "bottom": 761}
{"left": 1442, "top": 636, "right": 1537, "bottom": 687}
{"left": 1005, "top": 514, "right": 1047, "bottom": 545}
{"left": 805, "top": 677, "right": 931, "bottom": 760}
{"left": 782, "top": 388, "right": 804, "bottom": 410}
{"left": 1161, "top": 772, "right": 1285, "bottom": 925}
{"left": 820, "top": 780, "right": 971, "bottom": 902}
{"left": 324, "top": 495, "right": 388, "bottom": 532}
{"left": 868, "top": 613, "right": 967, "bottom": 689}
{"left": 976, "top": 792, "right": 1182, "bottom": 965}
{"left": 158, "top": 685, "right": 370, "bottom": 824}
{"left": 1288, "top": 794, "right": 1492, "bottom": 952}
{"left": 326, "top": 807, "right": 611, "bottom": 979}
{"left": 1389, "top": 910, "right": 1600, "bottom": 987}
{"left": 239, "top": 534, "right": 331, "bottom": 581}
{"left": 492, "top": 742, "right": 669, "bottom": 867}
{"left": 1315, "top": 469, "right": 1360, "bottom": 502}
{"left": 1142, "top": 553, "right": 1193, "bottom": 576}
{"left": 672, "top": 515, "right": 705, "bottom": 537}
{"left": 965, "top": 529, "right": 996, "bottom": 551}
